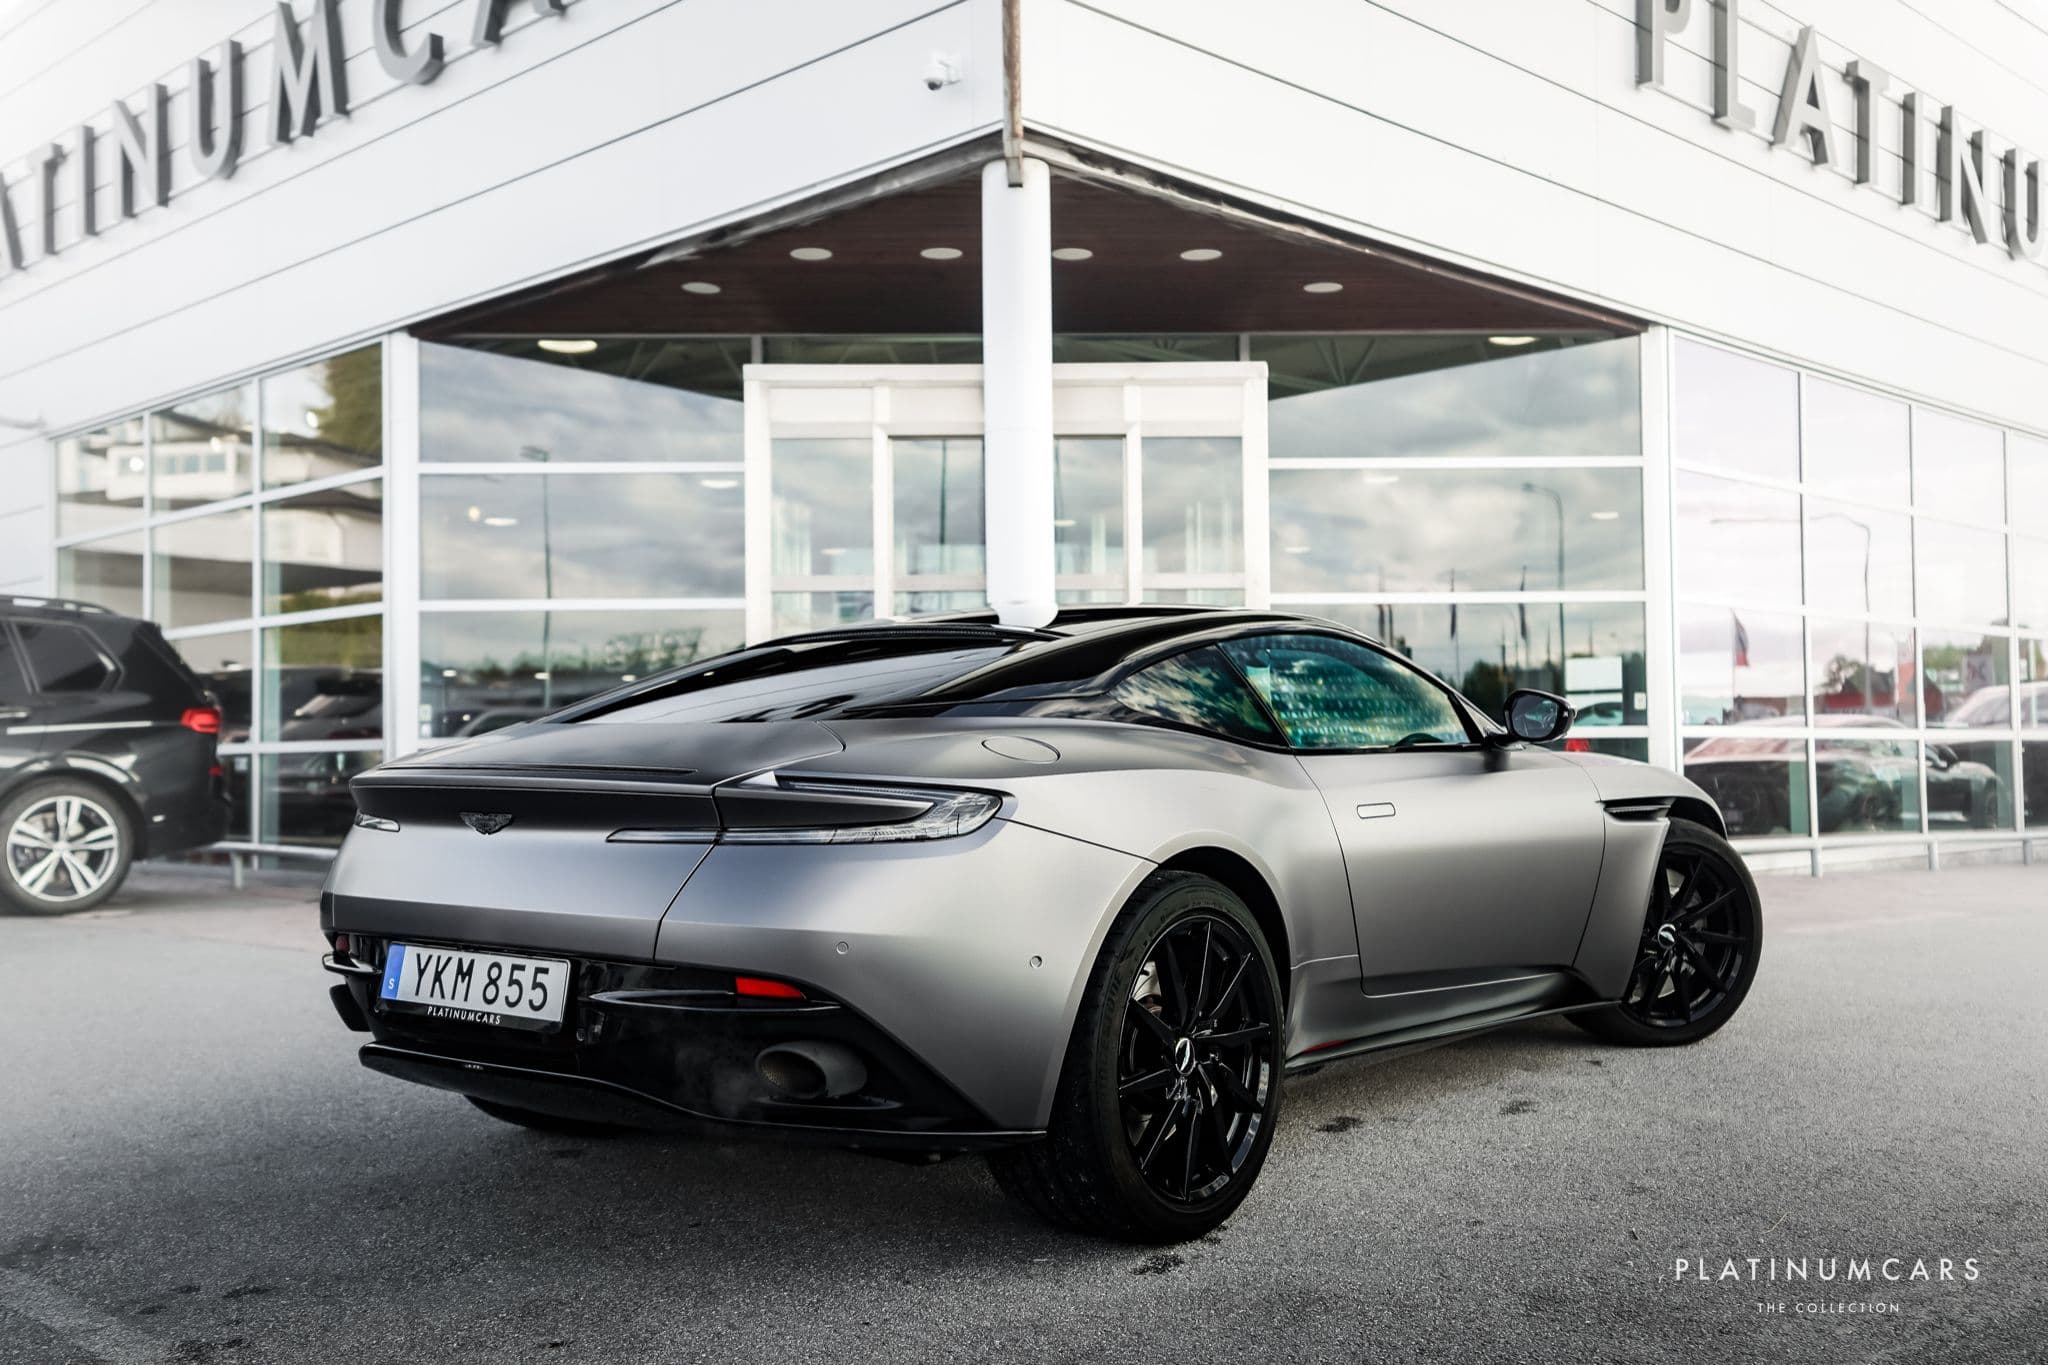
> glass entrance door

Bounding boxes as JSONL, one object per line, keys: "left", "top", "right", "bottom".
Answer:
{"left": 743, "top": 363, "right": 1268, "bottom": 639}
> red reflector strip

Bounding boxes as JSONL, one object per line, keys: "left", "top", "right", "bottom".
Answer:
{"left": 734, "top": 975, "right": 805, "bottom": 1000}
{"left": 180, "top": 706, "right": 223, "bottom": 735}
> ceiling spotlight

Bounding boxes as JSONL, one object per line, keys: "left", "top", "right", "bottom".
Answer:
{"left": 680, "top": 281, "right": 722, "bottom": 295}
{"left": 537, "top": 338, "right": 598, "bottom": 354}
{"left": 1051, "top": 247, "right": 1094, "bottom": 261}
{"left": 1179, "top": 248, "right": 1222, "bottom": 261}
{"left": 789, "top": 246, "right": 833, "bottom": 261}
{"left": 1302, "top": 281, "right": 1344, "bottom": 294}
{"left": 1489, "top": 335, "right": 1538, "bottom": 347}
{"left": 303, "top": 408, "right": 322, "bottom": 431}
{"left": 465, "top": 505, "right": 482, "bottom": 522}
{"left": 1590, "top": 510, "right": 1621, "bottom": 521}
{"left": 698, "top": 477, "right": 739, "bottom": 490}
{"left": 920, "top": 246, "right": 963, "bottom": 260}
{"left": 441, "top": 669, "right": 458, "bottom": 678}
{"left": 482, "top": 516, "right": 519, "bottom": 528}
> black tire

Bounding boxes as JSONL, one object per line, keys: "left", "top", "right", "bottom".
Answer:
{"left": 1571, "top": 820, "right": 1762, "bottom": 1047}
{"left": 0, "top": 780, "right": 133, "bottom": 917}
{"left": 988, "top": 871, "right": 1284, "bottom": 1242}
{"left": 466, "top": 1096, "right": 628, "bottom": 1137}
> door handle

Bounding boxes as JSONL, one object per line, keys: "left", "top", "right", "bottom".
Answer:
{"left": 1355, "top": 802, "right": 1396, "bottom": 820}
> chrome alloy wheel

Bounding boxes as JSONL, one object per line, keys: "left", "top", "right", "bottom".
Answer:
{"left": 5, "top": 794, "right": 122, "bottom": 904}
{"left": 1119, "top": 913, "right": 1278, "bottom": 1205}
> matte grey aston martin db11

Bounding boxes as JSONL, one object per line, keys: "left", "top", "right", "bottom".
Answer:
{"left": 321, "top": 607, "right": 1762, "bottom": 1241}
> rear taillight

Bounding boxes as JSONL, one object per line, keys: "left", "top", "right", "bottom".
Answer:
{"left": 180, "top": 706, "right": 222, "bottom": 735}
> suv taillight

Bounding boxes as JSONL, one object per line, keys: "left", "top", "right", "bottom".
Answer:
{"left": 180, "top": 706, "right": 222, "bottom": 735}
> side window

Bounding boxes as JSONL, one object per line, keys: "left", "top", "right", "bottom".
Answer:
{"left": 1219, "top": 633, "right": 1471, "bottom": 751}
{"left": 18, "top": 622, "right": 115, "bottom": 693}
{"left": 1111, "top": 646, "right": 1282, "bottom": 745}
{"left": 0, "top": 624, "right": 28, "bottom": 696}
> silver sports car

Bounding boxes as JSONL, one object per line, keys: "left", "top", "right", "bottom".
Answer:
{"left": 320, "top": 607, "right": 1762, "bottom": 1241}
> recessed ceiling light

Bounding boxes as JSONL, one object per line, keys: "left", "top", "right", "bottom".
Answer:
{"left": 789, "top": 246, "right": 833, "bottom": 261}
{"left": 1361, "top": 473, "right": 1401, "bottom": 485}
{"left": 532, "top": 671, "right": 550, "bottom": 681}
{"left": 1590, "top": 510, "right": 1621, "bottom": 521}
{"left": 482, "top": 515, "right": 519, "bottom": 528}
{"left": 1180, "top": 248, "right": 1222, "bottom": 261}
{"left": 920, "top": 246, "right": 963, "bottom": 260}
{"left": 441, "top": 668, "right": 458, "bottom": 678}
{"left": 303, "top": 408, "right": 322, "bottom": 431}
{"left": 1052, "top": 247, "right": 1093, "bottom": 261}
{"left": 1302, "top": 281, "right": 1344, "bottom": 294}
{"left": 680, "top": 281, "right": 722, "bottom": 295}
{"left": 1489, "top": 335, "right": 1538, "bottom": 346}
{"left": 698, "top": 477, "right": 739, "bottom": 490}
{"left": 1282, "top": 544, "right": 1312, "bottom": 554}
{"left": 537, "top": 338, "right": 598, "bottom": 354}
{"left": 465, "top": 505, "right": 483, "bottom": 522}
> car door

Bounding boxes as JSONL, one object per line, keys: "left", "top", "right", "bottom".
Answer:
{"left": 1217, "top": 631, "right": 1603, "bottom": 986}
{"left": 0, "top": 619, "right": 42, "bottom": 778}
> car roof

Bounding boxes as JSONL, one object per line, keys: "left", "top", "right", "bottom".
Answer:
{"left": 0, "top": 594, "right": 128, "bottom": 624}
{"left": 741, "top": 607, "right": 1394, "bottom": 707}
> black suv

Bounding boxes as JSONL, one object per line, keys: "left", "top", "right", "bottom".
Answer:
{"left": 0, "top": 596, "right": 230, "bottom": 915}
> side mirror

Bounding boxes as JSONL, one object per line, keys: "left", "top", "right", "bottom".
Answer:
{"left": 1501, "top": 689, "right": 1574, "bottom": 745}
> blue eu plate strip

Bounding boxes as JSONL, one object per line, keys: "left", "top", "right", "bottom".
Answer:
{"left": 381, "top": 943, "right": 406, "bottom": 999}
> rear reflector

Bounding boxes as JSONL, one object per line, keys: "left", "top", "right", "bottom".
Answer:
{"left": 180, "top": 706, "right": 223, "bottom": 735}
{"left": 1564, "top": 738, "right": 1591, "bottom": 753}
{"left": 734, "top": 975, "right": 805, "bottom": 1000}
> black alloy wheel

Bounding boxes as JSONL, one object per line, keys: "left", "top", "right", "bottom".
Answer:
{"left": 1572, "top": 820, "right": 1762, "bottom": 1047}
{"left": 1118, "top": 914, "right": 1276, "bottom": 1206}
{"left": 988, "top": 871, "right": 1284, "bottom": 1241}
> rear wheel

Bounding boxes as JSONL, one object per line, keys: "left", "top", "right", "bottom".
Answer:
{"left": 1571, "top": 820, "right": 1762, "bottom": 1047}
{"left": 466, "top": 1096, "right": 628, "bottom": 1137}
{"left": 0, "top": 781, "right": 132, "bottom": 916}
{"left": 988, "top": 872, "right": 1283, "bottom": 1242}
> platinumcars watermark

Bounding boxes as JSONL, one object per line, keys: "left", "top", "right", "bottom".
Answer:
{"left": 1674, "top": 1256, "right": 1983, "bottom": 1284}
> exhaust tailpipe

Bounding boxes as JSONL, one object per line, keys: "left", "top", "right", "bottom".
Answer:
{"left": 755, "top": 1041, "right": 868, "bottom": 1100}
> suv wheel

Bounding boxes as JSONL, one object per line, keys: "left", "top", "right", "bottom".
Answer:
{"left": 0, "top": 782, "right": 133, "bottom": 916}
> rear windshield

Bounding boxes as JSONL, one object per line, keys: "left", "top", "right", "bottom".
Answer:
{"left": 573, "top": 637, "right": 1020, "bottom": 724}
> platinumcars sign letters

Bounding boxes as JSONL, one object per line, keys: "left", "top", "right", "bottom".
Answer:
{"left": 0, "top": 0, "right": 573, "bottom": 283}
{"left": 1636, "top": 0, "right": 2045, "bottom": 264}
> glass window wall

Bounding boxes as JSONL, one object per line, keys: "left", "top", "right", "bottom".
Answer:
{"left": 49, "top": 341, "right": 384, "bottom": 851}
{"left": 419, "top": 609, "right": 743, "bottom": 737}
{"left": 1673, "top": 338, "right": 2038, "bottom": 849}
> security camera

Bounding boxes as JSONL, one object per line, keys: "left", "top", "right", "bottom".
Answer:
{"left": 923, "top": 54, "right": 960, "bottom": 90}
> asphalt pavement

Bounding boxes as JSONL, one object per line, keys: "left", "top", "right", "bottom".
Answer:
{"left": 2, "top": 860, "right": 2044, "bottom": 1364}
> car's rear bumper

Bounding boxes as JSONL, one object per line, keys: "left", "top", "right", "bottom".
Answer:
{"left": 323, "top": 937, "right": 1052, "bottom": 1147}
{"left": 324, "top": 817, "right": 1153, "bottom": 1129}
{"left": 355, "top": 1043, "right": 1038, "bottom": 1151}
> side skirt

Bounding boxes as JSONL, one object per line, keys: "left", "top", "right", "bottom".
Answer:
{"left": 1284, "top": 998, "right": 1609, "bottom": 1073}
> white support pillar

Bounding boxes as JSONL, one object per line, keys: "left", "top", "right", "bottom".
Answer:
{"left": 980, "top": 157, "right": 1055, "bottom": 628}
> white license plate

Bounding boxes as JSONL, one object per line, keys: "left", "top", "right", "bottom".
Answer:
{"left": 379, "top": 943, "right": 570, "bottom": 1031}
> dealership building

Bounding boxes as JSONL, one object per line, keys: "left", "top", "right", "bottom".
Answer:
{"left": 0, "top": 0, "right": 2043, "bottom": 872}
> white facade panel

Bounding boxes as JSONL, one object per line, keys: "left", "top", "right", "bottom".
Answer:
{"left": 0, "top": 0, "right": 1001, "bottom": 464}
{"left": 1024, "top": 0, "right": 2048, "bottom": 433}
